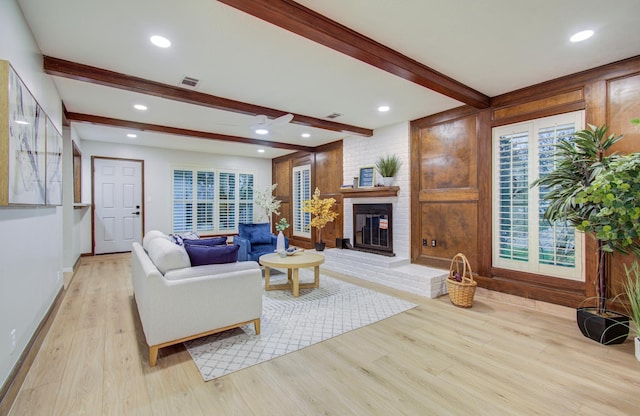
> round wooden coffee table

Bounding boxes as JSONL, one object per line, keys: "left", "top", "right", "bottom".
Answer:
{"left": 259, "top": 252, "right": 325, "bottom": 297}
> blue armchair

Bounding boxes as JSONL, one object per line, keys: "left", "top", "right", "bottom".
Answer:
{"left": 233, "top": 223, "right": 289, "bottom": 262}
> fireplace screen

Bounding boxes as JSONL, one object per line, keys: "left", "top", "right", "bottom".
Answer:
{"left": 353, "top": 203, "right": 393, "bottom": 256}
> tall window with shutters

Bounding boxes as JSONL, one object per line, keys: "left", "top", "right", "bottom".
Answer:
{"left": 172, "top": 167, "right": 253, "bottom": 234}
{"left": 238, "top": 173, "right": 254, "bottom": 225}
{"left": 492, "top": 111, "right": 584, "bottom": 281}
{"left": 292, "top": 164, "right": 311, "bottom": 238}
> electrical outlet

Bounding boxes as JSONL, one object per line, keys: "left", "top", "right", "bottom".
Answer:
{"left": 422, "top": 239, "right": 427, "bottom": 246}
{"left": 431, "top": 240, "right": 437, "bottom": 247}
{"left": 10, "top": 329, "right": 16, "bottom": 353}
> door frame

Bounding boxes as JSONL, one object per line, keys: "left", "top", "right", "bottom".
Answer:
{"left": 91, "top": 156, "right": 145, "bottom": 255}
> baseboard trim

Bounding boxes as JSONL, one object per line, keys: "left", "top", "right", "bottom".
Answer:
{"left": 0, "top": 287, "right": 65, "bottom": 415}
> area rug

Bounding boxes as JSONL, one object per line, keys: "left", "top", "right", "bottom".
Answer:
{"left": 184, "top": 271, "right": 417, "bottom": 381}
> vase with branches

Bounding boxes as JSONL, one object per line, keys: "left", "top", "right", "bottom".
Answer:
{"left": 254, "top": 184, "right": 281, "bottom": 226}
{"left": 302, "top": 187, "right": 339, "bottom": 251}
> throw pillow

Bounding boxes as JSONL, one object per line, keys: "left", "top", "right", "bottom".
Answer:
{"left": 169, "top": 234, "right": 185, "bottom": 246}
{"left": 183, "top": 236, "right": 227, "bottom": 246}
{"left": 185, "top": 244, "right": 240, "bottom": 266}
{"left": 249, "top": 228, "right": 272, "bottom": 245}
{"left": 180, "top": 231, "right": 200, "bottom": 240}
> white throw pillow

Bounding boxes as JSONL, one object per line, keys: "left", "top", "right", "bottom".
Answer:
{"left": 143, "top": 230, "right": 170, "bottom": 250}
{"left": 147, "top": 237, "right": 191, "bottom": 274}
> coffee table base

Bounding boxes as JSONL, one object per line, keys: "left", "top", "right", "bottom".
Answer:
{"left": 264, "top": 265, "right": 320, "bottom": 297}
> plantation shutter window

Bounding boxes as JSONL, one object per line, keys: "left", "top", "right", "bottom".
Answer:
{"left": 171, "top": 167, "right": 254, "bottom": 234}
{"left": 238, "top": 173, "right": 254, "bottom": 225}
{"left": 172, "top": 169, "right": 194, "bottom": 233}
{"left": 218, "top": 172, "right": 237, "bottom": 232}
{"left": 537, "top": 124, "right": 579, "bottom": 270}
{"left": 196, "top": 171, "right": 215, "bottom": 232}
{"left": 492, "top": 111, "right": 584, "bottom": 281}
{"left": 292, "top": 164, "right": 311, "bottom": 238}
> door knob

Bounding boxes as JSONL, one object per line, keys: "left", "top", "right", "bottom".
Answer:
{"left": 132, "top": 211, "right": 140, "bottom": 215}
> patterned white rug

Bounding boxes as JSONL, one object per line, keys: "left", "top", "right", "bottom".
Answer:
{"left": 184, "top": 271, "right": 417, "bottom": 381}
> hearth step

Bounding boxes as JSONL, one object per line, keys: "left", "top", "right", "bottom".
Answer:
{"left": 321, "top": 249, "right": 448, "bottom": 299}
{"left": 326, "top": 248, "right": 409, "bottom": 268}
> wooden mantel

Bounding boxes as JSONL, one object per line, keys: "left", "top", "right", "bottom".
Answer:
{"left": 339, "top": 186, "right": 399, "bottom": 198}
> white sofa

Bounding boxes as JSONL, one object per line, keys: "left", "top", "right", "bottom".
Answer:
{"left": 131, "top": 232, "right": 262, "bottom": 366}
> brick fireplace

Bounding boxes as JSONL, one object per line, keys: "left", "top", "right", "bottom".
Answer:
{"left": 342, "top": 122, "right": 411, "bottom": 259}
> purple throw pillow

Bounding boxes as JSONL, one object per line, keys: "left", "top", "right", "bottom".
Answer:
{"left": 183, "top": 236, "right": 227, "bottom": 246}
{"left": 184, "top": 244, "right": 240, "bottom": 266}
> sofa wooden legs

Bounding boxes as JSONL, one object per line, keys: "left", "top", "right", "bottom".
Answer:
{"left": 147, "top": 318, "right": 262, "bottom": 367}
{"left": 149, "top": 346, "right": 159, "bottom": 367}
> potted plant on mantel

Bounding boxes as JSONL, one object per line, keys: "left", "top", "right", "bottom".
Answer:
{"left": 376, "top": 154, "right": 402, "bottom": 186}
{"left": 302, "top": 187, "right": 339, "bottom": 251}
{"left": 532, "top": 123, "right": 640, "bottom": 345}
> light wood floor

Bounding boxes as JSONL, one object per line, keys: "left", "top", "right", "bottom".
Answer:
{"left": 7, "top": 253, "right": 640, "bottom": 415}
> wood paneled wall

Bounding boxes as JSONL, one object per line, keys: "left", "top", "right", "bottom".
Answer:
{"left": 411, "top": 107, "right": 479, "bottom": 270}
{"left": 272, "top": 141, "right": 343, "bottom": 249}
{"left": 410, "top": 56, "right": 640, "bottom": 308}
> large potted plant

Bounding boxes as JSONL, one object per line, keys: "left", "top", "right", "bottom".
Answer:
{"left": 623, "top": 262, "right": 640, "bottom": 360}
{"left": 531, "top": 123, "right": 640, "bottom": 344}
{"left": 302, "top": 187, "right": 339, "bottom": 251}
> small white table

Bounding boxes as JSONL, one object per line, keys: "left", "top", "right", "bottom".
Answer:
{"left": 259, "top": 252, "right": 325, "bottom": 297}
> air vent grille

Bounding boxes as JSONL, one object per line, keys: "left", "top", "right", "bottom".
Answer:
{"left": 326, "top": 112, "right": 343, "bottom": 119}
{"left": 180, "top": 76, "right": 200, "bottom": 88}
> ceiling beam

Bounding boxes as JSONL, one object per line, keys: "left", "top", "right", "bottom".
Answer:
{"left": 217, "top": 0, "right": 490, "bottom": 109}
{"left": 44, "top": 56, "right": 373, "bottom": 137}
{"left": 66, "top": 112, "right": 317, "bottom": 152}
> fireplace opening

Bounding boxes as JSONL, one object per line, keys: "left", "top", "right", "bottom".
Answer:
{"left": 353, "top": 203, "right": 394, "bottom": 256}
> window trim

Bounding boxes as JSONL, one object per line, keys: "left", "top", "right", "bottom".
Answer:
{"left": 292, "top": 164, "right": 311, "bottom": 238}
{"left": 491, "top": 111, "right": 585, "bottom": 281}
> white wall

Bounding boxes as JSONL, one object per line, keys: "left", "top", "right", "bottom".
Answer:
{"left": 342, "top": 122, "right": 411, "bottom": 259}
{"left": 79, "top": 140, "right": 273, "bottom": 246}
{"left": 61, "top": 127, "right": 87, "bottom": 273}
{"left": 0, "top": 0, "right": 64, "bottom": 388}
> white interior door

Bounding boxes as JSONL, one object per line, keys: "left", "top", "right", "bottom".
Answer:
{"left": 94, "top": 158, "right": 143, "bottom": 254}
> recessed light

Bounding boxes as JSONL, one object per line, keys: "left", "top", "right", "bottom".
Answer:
{"left": 378, "top": 105, "right": 390, "bottom": 112}
{"left": 133, "top": 104, "right": 148, "bottom": 111}
{"left": 150, "top": 35, "right": 171, "bottom": 48}
{"left": 301, "top": 133, "right": 311, "bottom": 138}
{"left": 127, "top": 133, "right": 137, "bottom": 138}
{"left": 255, "top": 128, "right": 269, "bottom": 135}
{"left": 257, "top": 149, "right": 265, "bottom": 153}
{"left": 570, "top": 30, "right": 594, "bottom": 43}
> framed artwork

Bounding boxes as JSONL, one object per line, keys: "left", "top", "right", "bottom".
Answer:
{"left": 7, "top": 63, "right": 46, "bottom": 205}
{"left": 358, "top": 166, "right": 375, "bottom": 188}
{"left": 45, "top": 116, "right": 63, "bottom": 205}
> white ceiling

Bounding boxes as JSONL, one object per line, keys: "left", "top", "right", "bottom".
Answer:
{"left": 17, "top": 0, "right": 640, "bottom": 158}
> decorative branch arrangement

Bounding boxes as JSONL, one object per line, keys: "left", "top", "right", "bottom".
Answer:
{"left": 302, "top": 187, "right": 339, "bottom": 244}
{"left": 254, "top": 183, "right": 281, "bottom": 224}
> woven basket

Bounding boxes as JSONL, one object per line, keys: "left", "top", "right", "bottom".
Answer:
{"left": 447, "top": 253, "right": 477, "bottom": 308}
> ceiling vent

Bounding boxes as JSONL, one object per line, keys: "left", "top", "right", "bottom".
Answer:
{"left": 180, "top": 76, "right": 200, "bottom": 88}
{"left": 325, "top": 112, "right": 343, "bottom": 119}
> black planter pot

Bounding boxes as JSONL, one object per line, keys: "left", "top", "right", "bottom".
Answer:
{"left": 576, "top": 307, "right": 629, "bottom": 345}
{"left": 315, "top": 242, "right": 326, "bottom": 251}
